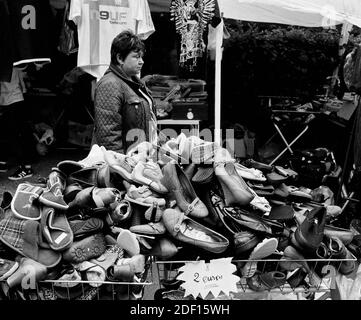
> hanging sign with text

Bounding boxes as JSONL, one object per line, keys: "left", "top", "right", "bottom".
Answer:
{"left": 177, "top": 257, "right": 240, "bottom": 299}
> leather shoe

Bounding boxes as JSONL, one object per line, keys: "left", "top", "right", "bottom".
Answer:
{"left": 234, "top": 231, "right": 261, "bottom": 256}
{"left": 130, "top": 221, "right": 166, "bottom": 236}
{"left": 324, "top": 225, "right": 354, "bottom": 245}
{"left": 291, "top": 206, "right": 326, "bottom": 253}
{"left": 149, "top": 238, "right": 178, "bottom": 260}
{"left": 247, "top": 271, "right": 286, "bottom": 291}
{"left": 279, "top": 245, "right": 310, "bottom": 273}
{"left": 161, "top": 161, "right": 208, "bottom": 218}
{"left": 243, "top": 159, "right": 273, "bottom": 172}
{"left": 68, "top": 164, "right": 111, "bottom": 188}
{"left": 214, "top": 162, "right": 254, "bottom": 206}
{"left": 327, "top": 236, "right": 356, "bottom": 275}
{"left": 223, "top": 206, "right": 290, "bottom": 238}
{"left": 162, "top": 208, "right": 229, "bottom": 254}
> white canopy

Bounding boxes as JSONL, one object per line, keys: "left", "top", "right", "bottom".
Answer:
{"left": 218, "top": 0, "right": 361, "bottom": 28}
{"left": 213, "top": 0, "right": 361, "bottom": 145}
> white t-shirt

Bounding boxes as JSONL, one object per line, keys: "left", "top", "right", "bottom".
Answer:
{"left": 69, "top": 0, "right": 155, "bottom": 80}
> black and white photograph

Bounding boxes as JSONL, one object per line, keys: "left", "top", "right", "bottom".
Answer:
{"left": 1, "top": 0, "right": 361, "bottom": 312}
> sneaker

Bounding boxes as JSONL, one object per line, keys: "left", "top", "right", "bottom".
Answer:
{"left": 0, "top": 161, "right": 9, "bottom": 173}
{"left": 8, "top": 166, "right": 34, "bottom": 181}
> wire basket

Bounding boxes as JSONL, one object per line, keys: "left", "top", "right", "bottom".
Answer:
{"left": 155, "top": 256, "right": 357, "bottom": 300}
{"left": 0, "top": 258, "right": 154, "bottom": 301}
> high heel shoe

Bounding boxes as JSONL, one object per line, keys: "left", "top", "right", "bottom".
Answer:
{"left": 214, "top": 162, "right": 254, "bottom": 206}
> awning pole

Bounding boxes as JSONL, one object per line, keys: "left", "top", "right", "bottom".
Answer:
{"left": 214, "top": 19, "right": 224, "bottom": 146}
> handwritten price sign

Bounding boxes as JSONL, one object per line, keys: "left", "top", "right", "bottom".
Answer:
{"left": 177, "top": 257, "right": 240, "bottom": 299}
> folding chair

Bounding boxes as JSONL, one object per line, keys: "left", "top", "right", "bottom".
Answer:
{"left": 259, "top": 96, "right": 319, "bottom": 165}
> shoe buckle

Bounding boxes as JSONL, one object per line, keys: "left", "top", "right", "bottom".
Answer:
{"left": 186, "top": 203, "right": 194, "bottom": 215}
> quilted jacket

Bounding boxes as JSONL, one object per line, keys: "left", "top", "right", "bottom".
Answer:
{"left": 92, "top": 63, "right": 157, "bottom": 154}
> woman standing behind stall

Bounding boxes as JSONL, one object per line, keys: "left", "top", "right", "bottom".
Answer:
{"left": 92, "top": 30, "right": 160, "bottom": 154}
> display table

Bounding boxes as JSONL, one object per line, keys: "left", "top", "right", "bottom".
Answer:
{"left": 157, "top": 119, "right": 200, "bottom": 137}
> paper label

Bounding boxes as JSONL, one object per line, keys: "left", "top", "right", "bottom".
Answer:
{"left": 177, "top": 257, "right": 240, "bottom": 299}
{"left": 54, "top": 232, "right": 67, "bottom": 245}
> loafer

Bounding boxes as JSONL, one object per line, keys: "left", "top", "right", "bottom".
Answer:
{"left": 162, "top": 208, "right": 229, "bottom": 254}
{"left": 130, "top": 221, "right": 166, "bottom": 236}
{"left": 234, "top": 231, "right": 261, "bottom": 256}
{"left": 161, "top": 161, "right": 208, "bottom": 218}
{"left": 291, "top": 206, "right": 326, "bottom": 253}
{"left": 214, "top": 162, "right": 254, "bottom": 207}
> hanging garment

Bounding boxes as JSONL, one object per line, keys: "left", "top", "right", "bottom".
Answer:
{"left": 69, "top": 0, "right": 155, "bottom": 80}
{"left": 6, "top": 0, "right": 53, "bottom": 66}
{"left": 0, "top": 67, "right": 27, "bottom": 106}
{"left": 170, "top": 0, "right": 216, "bottom": 71}
{"left": 0, "top": 0, "right": 14, "bottom": 82}
{"left": 58, "top": 0, "right": 78, "bottom": 56}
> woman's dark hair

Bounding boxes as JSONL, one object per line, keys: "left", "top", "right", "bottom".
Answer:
{"left": 110, "top": 30, "right": 145, "bottom": 64}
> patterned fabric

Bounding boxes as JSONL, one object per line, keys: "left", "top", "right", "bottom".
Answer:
{"left": 191, "top": 142, "right": 219, "bottom": 164}
{"left": 0, "top": 217, "right": 27, "bottom": 253}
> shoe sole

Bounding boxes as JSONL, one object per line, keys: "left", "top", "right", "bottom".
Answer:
{"left": 8, "top": 173, "right": 33, "bottom": 181}
{"left": 241, "top": 238, "right": 279, "bottom": 278}
{"left": 71, "top": 218, "right": 104, "bottom": 239}
{"left": 63, "top": 234, "right": 106, "bottom": 263}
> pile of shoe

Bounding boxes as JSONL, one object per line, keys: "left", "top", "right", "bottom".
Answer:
{"left": 0, "top": 135, "right": 358, "bottom": 300}
{"left": 0, "top": 157, "right": 151, "bottom": 300}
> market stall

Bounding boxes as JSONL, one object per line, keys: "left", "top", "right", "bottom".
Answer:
{"left": 1, "top": 0, "right": 361, "bottom": 301}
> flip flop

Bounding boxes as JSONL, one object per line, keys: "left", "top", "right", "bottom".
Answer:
{"left": 241, "top": 237, "right": 279, "bottom": 278}
{"left": 41, "top": 206, "right": 73, "bottom": 251}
